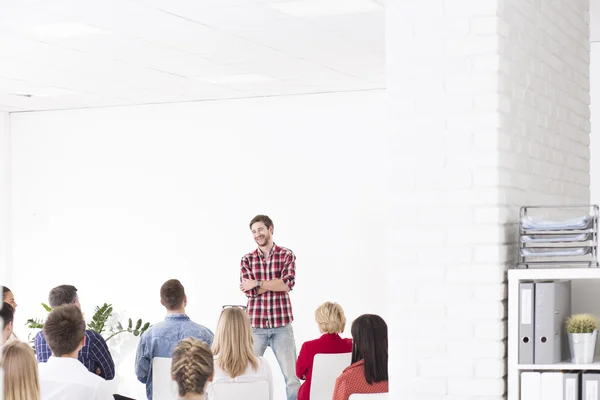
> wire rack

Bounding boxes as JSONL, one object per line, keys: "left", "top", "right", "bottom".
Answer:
{"left": 516, "top": 205, "right": 599, "bottom": 269}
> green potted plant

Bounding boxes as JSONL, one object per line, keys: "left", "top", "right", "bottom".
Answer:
{"left": 26, "top": 302, "right": 150, "bottom": 350}
{"left": 566, "top": 313, "right": 598, "bottom": 364}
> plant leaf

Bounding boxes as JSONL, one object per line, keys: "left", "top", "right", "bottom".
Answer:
{"left": 25, "top": 318, "right": 44, "bottom": 329}
{"left": 128, "top": 318, "right": 132, "bottom": 330}
{"left": 41, "top": 303, "right": 52, "bottom": 312}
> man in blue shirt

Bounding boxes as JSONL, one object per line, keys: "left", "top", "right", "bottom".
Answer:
{"left": 35, "top": 285, "right": 115, "bottom": 380}
{"left": 135, "top": 279, "right": 214, "bottom": 400}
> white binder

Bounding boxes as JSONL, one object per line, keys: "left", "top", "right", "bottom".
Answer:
{"left": 521, "top": 371, "right": 541, "bottom": 400}
{"left": 541, "top": 372, "right": 563, "bottom": 400}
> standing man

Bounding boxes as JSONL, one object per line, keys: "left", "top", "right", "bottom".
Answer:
{"left": 240, "top": 214, "right": 300, "bottom": 400}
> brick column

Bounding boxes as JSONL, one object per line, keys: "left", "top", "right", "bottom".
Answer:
{"left": 386, "top": 0, "right": 590, "bottom": 398}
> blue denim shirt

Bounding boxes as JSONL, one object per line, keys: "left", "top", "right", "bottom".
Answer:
{"left": 135, "top": 314, "right": 214, "bottom": 400}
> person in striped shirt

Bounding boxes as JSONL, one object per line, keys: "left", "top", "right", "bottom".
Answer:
{"left": 240, "top": 214, "right": 300, "bottom": 400}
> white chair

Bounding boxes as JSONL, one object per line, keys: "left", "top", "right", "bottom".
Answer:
{"left": 349, "top": 394, "right": 389, "bottom": 399}
{"left": 310, "top": 352, "right": 352, "bottom": 400}
{"left": 210, "top": 380, "right": 270, "bottom": 400}
{"left": 152, "top": 357, "right": 178, "bottom": 400}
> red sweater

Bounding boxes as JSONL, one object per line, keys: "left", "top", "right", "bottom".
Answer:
{"left": 332, "top": 360, "right": 389, "bottom": 400}
{"left": 296, "top": 333, "right": 353, "bottom": 400}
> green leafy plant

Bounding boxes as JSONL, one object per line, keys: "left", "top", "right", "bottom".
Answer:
{"left": 566, "top": 313, "right": 598, "bottom": 334}
{"left": 26, "top": 302, "right": 151, "bottom": 342}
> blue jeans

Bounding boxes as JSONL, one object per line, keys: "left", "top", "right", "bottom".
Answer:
{"left": 253, "top": 324, "right": 300, "bottom": 400}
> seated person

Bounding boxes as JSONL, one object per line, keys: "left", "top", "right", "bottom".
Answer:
{"left": 1, "top": 340, "right": 41, "bottom": 400}
{"left": 135, "top": 279, "right": 214, "bottom": 400}
{"left": 171, "top": 337, "right": 214, "bottom": 400}
{"left": 332, "top": 314, "right": 388, "bottom": 400}
{"left": 35, "top": 285, "right": 115, "bottom": 380}
{"left": 296, "top": 301, "right": 352, "bottom": 400}
{"left": 38, "top": 304, "right": 113, "bottom": 400}
{"left": 0, "top": 302, "right": 15, "bottom": 345}
{"left": 3, "top": 287, "right": 18, "bottom": 341}
{"left": 207, "top": 306, "right": 273, "bottom": 399}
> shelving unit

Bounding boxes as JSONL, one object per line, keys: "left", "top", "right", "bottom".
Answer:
{"left": 508, "top": 267, "right": 600, "bottom": 400}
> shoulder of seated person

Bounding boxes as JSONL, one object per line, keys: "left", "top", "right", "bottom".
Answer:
{"left": 85, "top": 330, "right": 107, "bottom": 341}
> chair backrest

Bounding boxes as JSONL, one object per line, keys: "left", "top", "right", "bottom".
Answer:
{"left": 349, "top": 394, "right": 389, "bottom": 400}
{"left": 210, "top": 380, "right": 270, "bottom": 400}
{"left": 310, "top": 352, "right": 352, "bottom": 400}
{"left": 152, "top": 357, "right": 178, "bottom": 400}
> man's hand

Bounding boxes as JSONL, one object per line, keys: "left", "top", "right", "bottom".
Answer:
{"left": 96, "top": 367, "right": 102, "bottom": 375}
{"left": 240, "top": 279, "right": 257, "bottom": 292}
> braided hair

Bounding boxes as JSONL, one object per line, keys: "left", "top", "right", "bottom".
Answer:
{"left": 171, "top": 337, "right": 214, "bottom": 396}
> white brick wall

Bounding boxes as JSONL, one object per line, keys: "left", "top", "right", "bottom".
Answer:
{"left": 387, "top": 0, "right": 590, "bottom": 399}
{"left": 499, "top": 0, "right": 591, "bottom": 207}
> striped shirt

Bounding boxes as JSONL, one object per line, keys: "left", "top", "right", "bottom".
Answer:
{"left": 241, "top": 244, "right": 296, "bottom": 328}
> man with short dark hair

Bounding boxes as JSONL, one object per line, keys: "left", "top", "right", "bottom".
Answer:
{"left": 135, "top": 279, "right": 214, "bottom": 400}
{"left": 240, "top": 214, "right": 300, "bottom": 400}
{"left": 0, "top": 302, "right": 14, "bottom": 344}
{"left": 38, "top": 305, "right": 113, "bottom": 400}
{"left": 34, "top": 285, "right": 115, "bottom": 380}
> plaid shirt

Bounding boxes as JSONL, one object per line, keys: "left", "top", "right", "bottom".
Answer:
{"left": 241, "top": 244, "right": 296, "bottom": 329}
{"left": 35, "top": 329, "right": 115, "bottom": 380}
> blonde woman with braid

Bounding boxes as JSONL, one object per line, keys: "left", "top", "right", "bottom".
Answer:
{"left": 1, "top": 340, "right": 41, "bottom": 400}
{"left": 171, "top": 338, "right": 214, "bottom": 400}
{"left": 208, "top": 307, "right": 273, "bottom": 399}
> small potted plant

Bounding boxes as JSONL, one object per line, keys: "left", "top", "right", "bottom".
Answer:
{"left": 566, "top": 313, "right": 598, "bottom": 364}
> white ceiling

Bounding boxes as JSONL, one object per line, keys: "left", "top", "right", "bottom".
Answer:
{"left": 0, "top": 0, "right": 384, "bottom": 112}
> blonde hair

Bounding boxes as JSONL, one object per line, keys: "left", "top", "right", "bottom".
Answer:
{"left": 315, "top": 302, "right": 346, "bottom": 334}
{"left": 212, "top": 307, "right": 258, "bottom": 378}
{"left": 171, "top": 338, "right": 214, "bottom": 397}
{"left": 1, "top": 341, "right": 40, "bottom": 400}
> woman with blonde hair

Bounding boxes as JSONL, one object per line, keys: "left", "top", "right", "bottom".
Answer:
{"left": 1, "top": 340, "right": 41, "bottom": 400}
{"left": 208, "top": 307, "right": 273, "bottom": 399}
{"left": 171, "top": 337, "right": 214, "bottom": 400}
{"left": 296, "top": 301, "right": 352, "bottom": 400}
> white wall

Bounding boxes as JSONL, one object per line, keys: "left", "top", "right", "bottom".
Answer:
{"left": 0, "top": 112, "right": 9, "bottom": 290}
{"left": 8, "top": 89, "right": 388, "bottom": 399}
{"left": 592, "top": 42, "right": 600, "bottom": 204}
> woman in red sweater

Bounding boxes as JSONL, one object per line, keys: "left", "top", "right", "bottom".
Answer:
{"left": 296, "top": 302, "right": 353, "bottom": 400}
{"left": 332, "top": 314, "right": 388, "bottom": 400}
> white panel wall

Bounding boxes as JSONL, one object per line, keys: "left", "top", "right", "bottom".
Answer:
{"left": 9, "top": 90, "right": 388, "bottom": 399}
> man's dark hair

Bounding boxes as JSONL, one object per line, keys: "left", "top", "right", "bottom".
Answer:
{"left": 0, "top": 302, "right": 14, "bottom": 328}
{"left": 48, "top": 285, "right": 78, "bottom": 308}
{"left": 351, "top": 314, "right": 388, "bottom": 384}
{"left": 2, "top": 286, "right": 11, "bottom": 295}
{"left": 43, "top": 304, "right": 85, "bottom": 356}
{"left": 160, "top": 279, "right": 185, "bottom": 310}
{"left": 249, "top": 215, "right": 273, "bottom": 230}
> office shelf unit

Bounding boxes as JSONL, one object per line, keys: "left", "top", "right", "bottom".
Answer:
{"left": 508, "top": 268, "right": 600, "bottom": 400}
